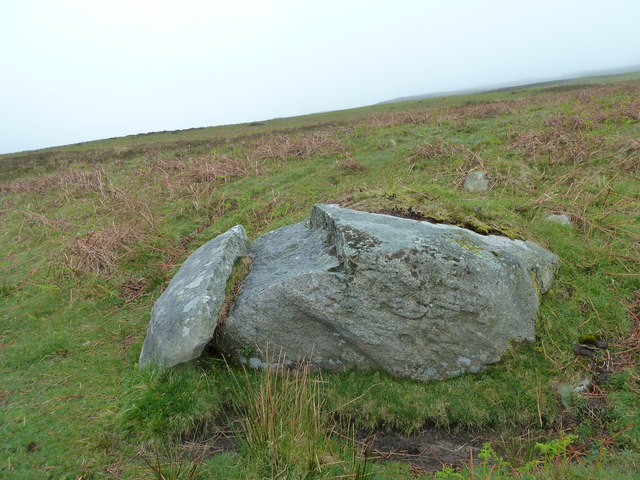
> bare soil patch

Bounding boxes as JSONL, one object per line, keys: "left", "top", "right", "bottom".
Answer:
{"left": 364, "top": 428, "right": 482, "bottom": 473}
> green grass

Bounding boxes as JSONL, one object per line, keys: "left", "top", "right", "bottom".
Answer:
{"left": 1, "top": 73, "right": 639, "bottom": 479}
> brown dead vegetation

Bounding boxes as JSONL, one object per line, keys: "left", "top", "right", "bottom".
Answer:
{"left": 63, "top": 223, "right": 144, "bottom": 275}
{"left": 141, "top": 132, "right": 348, "bottom": 198}
{"left": 120, "top": 277, "right": 149, "bottom": 304}
{"left": 491, "top": 163, "right": 540, "bottom": 196}
{"left": 333, "top": 153, "right": 363, "bottom": 171}
{"left": 144, "top": 154, "right": 258, "bottom": 209}
{"left": 591, "top": 98, "right": 640, "bottom": 125}
{"left": 187, "top": 157, "right": 254, "bottom": 183}
{"left": 572, "top": 83, "right": 640, "bottom": 103}
{"left": 604, "top": 137, "right": 640, "bottom": 173}
{"left": 616, "top": 291, "right": 640, "bottom": 371}
{"left": 410, "top": 138, "right": 460, "bottom": 160}
{"left": 361, "top": 101, "right": 511, "bottom": 130}
{"left": 249, "top": 131, "right": 347, "bottom": 160}
{"left": 540, "top": 83, "right": 640, "bottom": 125}
{"left": 431, "top": 110, "right": 468, "bottom": 129}
{"left": 360, "top": 110, "right": 432, "bottom": 128}
{"left": 618, "top": 98, "right": 640, "bottom": 121}
{"left": 19, "top": 210, "right": 70, "bottom": 233}
{"left": 541, "top": 94, "right": 640, "bottom": 127}
{"left": 453, "top": 101, "right": 513, "bottom": 119}
{"left": 0, "top": 168, "right": 109, "bottom": 196}
{"left": 407, "top": 139, "right": 492, "bottom": 186}
{"left": 486, "top": 82, "right": 640, "bottom": 118}
{"left": 509, "top": 128, "right": 603, "bottom": 164}
{"left": 148, "top": 154, "right": 258, "bottom": 184}
{"left": 544, "top": 113, "right": 589, "bottom": 131}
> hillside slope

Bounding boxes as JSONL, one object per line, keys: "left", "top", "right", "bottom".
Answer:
{"left": 1, "top": 75, "right": 639, "bottom": 479}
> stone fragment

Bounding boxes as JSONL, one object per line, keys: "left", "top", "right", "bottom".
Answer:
{"left": 139, "top": 225, "right": 248, "bottom": 369}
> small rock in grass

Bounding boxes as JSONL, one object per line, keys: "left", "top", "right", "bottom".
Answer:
{"left": 463, "top": 170, "right": 490, "bottom": 192}
{"left": 544, "top": 214, "right": 572, "bottom": 226}
{"left": 574, "top": 379, "right": 592, "bottom": 393}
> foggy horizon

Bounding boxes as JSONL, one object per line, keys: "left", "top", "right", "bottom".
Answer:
{"left": 2, "top": 0, "right": 639, "bottom": 155}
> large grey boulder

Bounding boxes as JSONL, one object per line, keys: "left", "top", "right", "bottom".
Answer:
{"left": 218, "top": 205, "right": 557, "bottom": 381}
{"left": 139, "top": 225, "right": 248, "bottom": 369}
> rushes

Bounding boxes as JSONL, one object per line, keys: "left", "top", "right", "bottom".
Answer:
{"left": 229, "top": 351, "right": 369, "bottom": 479}
{"left": 235, "top": 356, "right": 323, "bottom": 476}
{"left": 141, "top": 442, "right": 209, "bottom": 480}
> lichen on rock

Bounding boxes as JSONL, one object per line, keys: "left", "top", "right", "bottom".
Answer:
{"left": 216, "top": 204, "right": 559, "bottom": 381}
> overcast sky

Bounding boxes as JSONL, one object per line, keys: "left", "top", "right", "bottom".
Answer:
{"left": 1, "top": 0, "right": 639, "bottom": 154}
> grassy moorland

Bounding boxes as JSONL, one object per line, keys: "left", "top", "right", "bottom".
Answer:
{"left": 1, "top": 73, "right": 639, "bottom": 479}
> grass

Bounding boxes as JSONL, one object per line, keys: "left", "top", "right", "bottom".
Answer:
{"left": 228, "top": 350, "right": 370, "bottom": 479}
{"left": 1, "top": 73, "right": 639, "bottom": 479}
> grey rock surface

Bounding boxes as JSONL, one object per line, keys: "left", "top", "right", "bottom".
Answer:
{"left": 463, "top": 170, "right": 490, "bottom": 192}
{"left": 544, "top": 214, "right": 572, "bottom": 226}
{"left": 218, "top": 205, "right": 558, "bottom": 381}
{"left": 139, "top": 225, "right": 248, "bottom": 369}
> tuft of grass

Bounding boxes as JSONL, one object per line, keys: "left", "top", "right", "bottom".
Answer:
{"left": 228, "top": 350, "right": 371, "bottom": 479}
{"left": 141, "top": 442, "right": 210, "bottom": 480}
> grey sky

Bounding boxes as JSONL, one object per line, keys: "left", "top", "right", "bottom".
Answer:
{"left": 1, "top": 0, "right": 639, "bottom": 154}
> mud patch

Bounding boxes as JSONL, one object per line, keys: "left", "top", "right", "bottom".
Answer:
{"left": 187, "top": 428, "right": 238, "bottom": 459}
{"left": 194, "top": 423, "right": 481, "bottom": 473}
{"left": 364, "top": 428, "right": 482, "bottom": 473}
